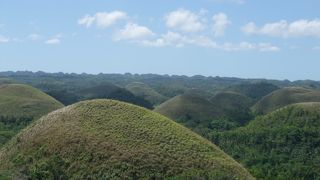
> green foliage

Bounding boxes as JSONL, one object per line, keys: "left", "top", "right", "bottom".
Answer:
{"left": 0, "top": 116, "right": 33, "bottom": 148}
{"left": 126, "top": 82, "right": 168, "bottom": 106}
{"left": 227, "top": 82, "right": 279, "bottom": 101}
{"left": 0, "top": 100, "right": 253, "bottom": 179}
{"left": 211, "top": 103, "right": 320, "bottom": 179}
{"left": 0, "top": 84, "right": 64, "bottom": 118}
{"left": 0, "top": 84, "right": 63, "bottom": 147}
{"left": 252, "top": 87, "right": 320, "bottom": 115}
{"left": 155, "top": 91, "right": 253, "bottom": 138}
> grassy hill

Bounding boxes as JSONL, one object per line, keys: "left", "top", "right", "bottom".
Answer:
{"left": 0, "top": 84, "right": 64, "bottom": 147}
{"left": 154, "top": 91, "right": 253, "bottom": 137}
{"left": 0, "top": 99, "right": 253, "bottom": 179}
{"left": 211, "top": 102, "right": 320, "bottom": 179}
{"left": 252, "top": 87, "right": 320, "bottom": 114}
{"left": 209, "top": 91, "right": 253, "bottom": 125}
{"left": 125, "top": 82, "right": 168, "bottom": 106}
{"left": 0, "top": 84, "right": 63, "bottom": 118}
{"left": 0, "top": 78, "right": 14, "bottom": 85}
{"left": 154, "top": 92, "right": 222, "bottom": 135}
{"left": 227, "top": 82, "right": 279, "bottom": 101}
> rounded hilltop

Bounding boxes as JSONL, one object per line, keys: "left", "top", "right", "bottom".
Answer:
{"left": 0, "top": 99, "right": 253, "bottom": 179}
{"left": 0, "top": 84, "right": 64, "bottom": 119}
{"left": 252, "top": 87, "right": 320, "bottom": 114}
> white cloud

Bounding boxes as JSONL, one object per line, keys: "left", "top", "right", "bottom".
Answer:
{"left": 78, "top": 15, "right": 95, "bottom": 28}
{"left": 139, "top": 32, "right": 279, "bottom": 52}
{"left": 114, "top": 23, "right": 154, "bottom": 41}
{"left": 212, "top": 13, "right": 231, "bottom": 37}
{"left": 78, "top": 11, "right": 127, "bottom": 28}
{"left": 27, "top": 33, "right": 42, "bottom": 41}
{"left": 141, "top": 32, "right": 216, "bottom": 48}
{"left": 242, "top": 19, "right": 320, "bottom": 38}
{"left": 45, "top": 38, "right": 60, "bottom": 45}
{"left": 219, "top": 42, "right": 279, "bottom": 52}
{"left": 212, "top": 0, "right": 245, "bottom": 4}
{"left": 165, "top": 9, "right": 205, "bottom": 33}
{"left": 0, "top": 35, "right": 9, "bottom": 43}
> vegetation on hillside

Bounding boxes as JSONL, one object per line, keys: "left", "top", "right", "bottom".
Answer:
{"left": 0, "top": 100, "right": 253, "bottom": 179}
{"left": 252, "top": 87, "right": 320, "bottom": 114}
{"left": 211, "top": 103, "right": 320, "bottom": 179}
{"left": 126, "top": 82, "right": 168, "bottom": 106}
{"left": 155, "top": 91, "right": 253, "bottom": 137}
{"left": 227, "top": 82, "right": 279, "bottom": 101}
{"left": 0, "top": 84, "right": 64, "bottom": 147}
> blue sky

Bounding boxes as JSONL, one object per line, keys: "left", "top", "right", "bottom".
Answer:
{"left": 0, "top": 0, "right": 320, "bottom": 80}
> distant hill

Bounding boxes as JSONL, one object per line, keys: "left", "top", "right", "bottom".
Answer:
{"left": 0, "top": 84, "right": 63, "bottom": 119}
{"left": 154, "top": 90, "right": 253, "bottom": 136}
{"left": 209, "top": 91, "right": 253, "bottom": 125}
{"left": 227, "top": 82, "right": 279, "bottom": 101}
{"left": 0, "top": 78, "right": 14, "bottom": 85}
{"left": 125, "top": 82, "right": 168, "bottom": 105}
{"left": 0, "top": 84, "right": 64, "bottom": 147}
{"left": 252, "top": 87, "right": 320, "bottom": 114}
{"left": 154, "top": 92, "right": 221, "bottom": 133}
{"left": 211, "top": 102, "right": 320, "bottom": 179}
{"left": 77, "top": 83, "right": 153, "bottom": 109}
{"left": 0, "top": 100, "right": 253, "bottom": 179}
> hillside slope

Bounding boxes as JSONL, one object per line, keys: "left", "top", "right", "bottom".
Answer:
{"left": 126, "top": 82, "right": 168, "bottom": 105}
{"left": 0, "top": 100, "right": 253, "bottom": 179}
{"left": 0, "top": 84, "right": 64, "bottom": 119}
{"left": 155, "top": 91, "right": 253, "bottom": 136}
{"left": 252, "top": 87, "right": 320, "bottom": 114}
{"left": 0, "top": 84, "right": 64, "bottom": 147}
{"left": 227, "top": 82, "right": 279, "bottom": 101}
{"left": 209, "top": 91, "right": 253, "bottom": 125}
{"left": 212, "top": 103, "right": 320, "bottom": 179}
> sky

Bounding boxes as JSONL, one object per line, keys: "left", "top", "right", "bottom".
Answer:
{"left": 0, "top": 0, "right": 320, "bottom": 80}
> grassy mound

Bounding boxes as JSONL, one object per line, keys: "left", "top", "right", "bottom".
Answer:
{"left": 252, "top": 87, "right": 320, "bottom": 114}
{"left": 0, "top": 78, "right": 14, "bottom": 85}
{"left": 209, "top": 91, "right": 253, "bottom": 125}
{"left": 227, "top": 82, "right": 279, "bottom": 101}
{"left": 155, "top": 91, "right": 253, "bottom": 136}
{"left": 126, "top": 82, "right": 168, "bottom": 106}
{"left": 0, "top": 84, "right": 64, "bottom": 147}
{"left": 0, "top": 100, "right": 253, "bottom": 179}
{"left": 0, "top": 84, "right": 63, "bottom": 119}
{"left": 211, "top": 102, "right": 320, "bottom": 179}
{"left": 154, "top": 92, "right": 222, "bottom": 133}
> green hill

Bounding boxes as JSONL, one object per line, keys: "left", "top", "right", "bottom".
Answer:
{"left": 0, "top": 84, "right": 64, "bottom": 147}
{"left": 125, "top": 82, "right": 168, "bottom": 106}
{"left": 0, "top": 78, "right": 14, "bottom": 85}
{"left": 252, "top": 87, "right": 320, "bottom": 114}
{"left": 73, "top": 83, "right": 153, "bottom": 109}
{"left": 227, "top": 82, "right": 279, "bottom": 101}
{"left": 211, "top": 102, "right": 320, "bottom": 179}
{"left": 154, "top": 92, "right": 222, "bottom": 135}
{"left": 0, "top": 84, "right": 64, "bottom": 119}
{"left": 0, "top": 100, "right": 253, "bottom": 179}
{"left": 209, "top": 91, "right": 253, "bottom": 125}
{"left": 154, "top": 91, "right": 253, "bottom": 136}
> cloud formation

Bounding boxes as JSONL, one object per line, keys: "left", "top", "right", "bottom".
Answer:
{"left": 114, "top": 23, "right": 154, "bottom": 41}
{"left": 78, "top": 11, "right": 127, "bottom": 28}
{"left": 212, "top": 13, "right": 231, "bottom": 37}
{"left": 165, "top": 9, "right": 204, "bottom": 33}
{"left": 45, "top": 38, "right": 60, "bottom": 45}
{"left": 242, "top": 19, "right": 320, "bottom": 38}
{"left": 0, "top": 35, "right": 9, "bottom": 43}
{"left": 140, "top": 32, "right": 279, "bottom": 52}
